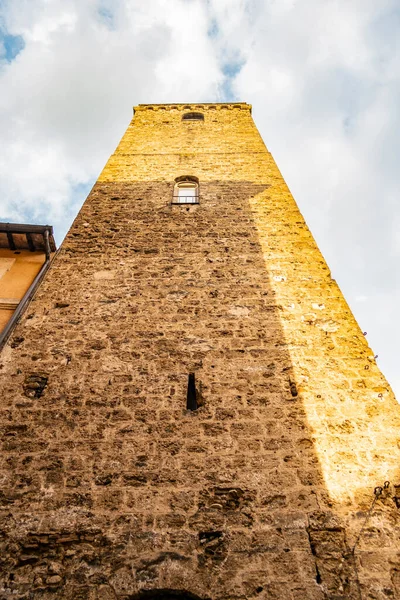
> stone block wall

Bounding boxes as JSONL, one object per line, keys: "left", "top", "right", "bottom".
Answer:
{"left": 0, "top": 103, "right": 399, "bottom": 599}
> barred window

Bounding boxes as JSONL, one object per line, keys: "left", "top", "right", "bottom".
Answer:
{"left": 173, "top": 179, "right": 199, "bottom": 205}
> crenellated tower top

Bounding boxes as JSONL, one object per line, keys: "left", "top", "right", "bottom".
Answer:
{"left": 133, "top": 102, "right": 252, "bottom": 113}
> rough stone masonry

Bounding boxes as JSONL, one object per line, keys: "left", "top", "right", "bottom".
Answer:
{"left": 0, "top": 103, "right": 400, "bottom": 600}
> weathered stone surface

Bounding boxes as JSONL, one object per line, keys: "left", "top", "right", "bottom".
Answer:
{"left": 0, "top": 103, "right": 399, "bottom": 599}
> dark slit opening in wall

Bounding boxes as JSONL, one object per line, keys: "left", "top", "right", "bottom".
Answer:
{"left": 187, "top": 373, "right": 197, "bottom": 411}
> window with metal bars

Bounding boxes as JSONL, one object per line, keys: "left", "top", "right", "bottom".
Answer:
{"left": 172, "top": 180, "right": 199, "bottom": 205}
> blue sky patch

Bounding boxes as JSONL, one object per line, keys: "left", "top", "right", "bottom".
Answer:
{"left": 220, "top": 59, "right": 245, "bottom": 101}
{"left": 207, "top": 19, "right": 219, "bottom": 39}
{"left": 222, "top": 60, "right": 244, "bottom": 78}
{"left": 0, "top": 181, "right": 93, "bottom": 246}
{"left": 0, "top": 31, "right": 25, "bottom": 62}
{"left": 57, "top": 181, "right": 94, "bottom": 242}
{"left": 97, "top": 1, "right": 115, "bottom": 30}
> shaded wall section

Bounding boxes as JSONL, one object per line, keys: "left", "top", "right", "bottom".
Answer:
{"left": 0, "top": 180, "right": 330, "bottom": 600}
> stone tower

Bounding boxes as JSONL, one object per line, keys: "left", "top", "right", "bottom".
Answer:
{"left": 1, "top": 103, "right": 400, "bottom": 600}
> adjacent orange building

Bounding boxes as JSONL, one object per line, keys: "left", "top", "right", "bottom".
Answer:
{"left": 0, "top": 223, "right": 56, "bottom": 346}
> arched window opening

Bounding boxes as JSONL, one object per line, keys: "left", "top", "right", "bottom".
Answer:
{"left": 182, "top": 112, "right": 204, "bottom": 121}
{"left": 173, "top": 179, "right": 199, "bottom": 205}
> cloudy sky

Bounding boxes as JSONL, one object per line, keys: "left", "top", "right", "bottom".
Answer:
{"left": 0, "top": 0, "right": 399, "bottom": 397}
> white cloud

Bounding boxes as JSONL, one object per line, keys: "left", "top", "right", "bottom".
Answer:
{"left": 0, "top": 0, "right": 399, "bottom": 397}
{"left": 0, "top": 0, "right": 222, "bottom": 229}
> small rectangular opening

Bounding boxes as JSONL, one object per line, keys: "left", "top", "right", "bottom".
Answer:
{"left": 186, "top": 373, "right": 197, "bottom": 411}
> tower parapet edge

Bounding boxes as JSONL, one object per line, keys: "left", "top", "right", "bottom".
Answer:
{"left": 134, "top": 102, "right": 252, "bottom": 112}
